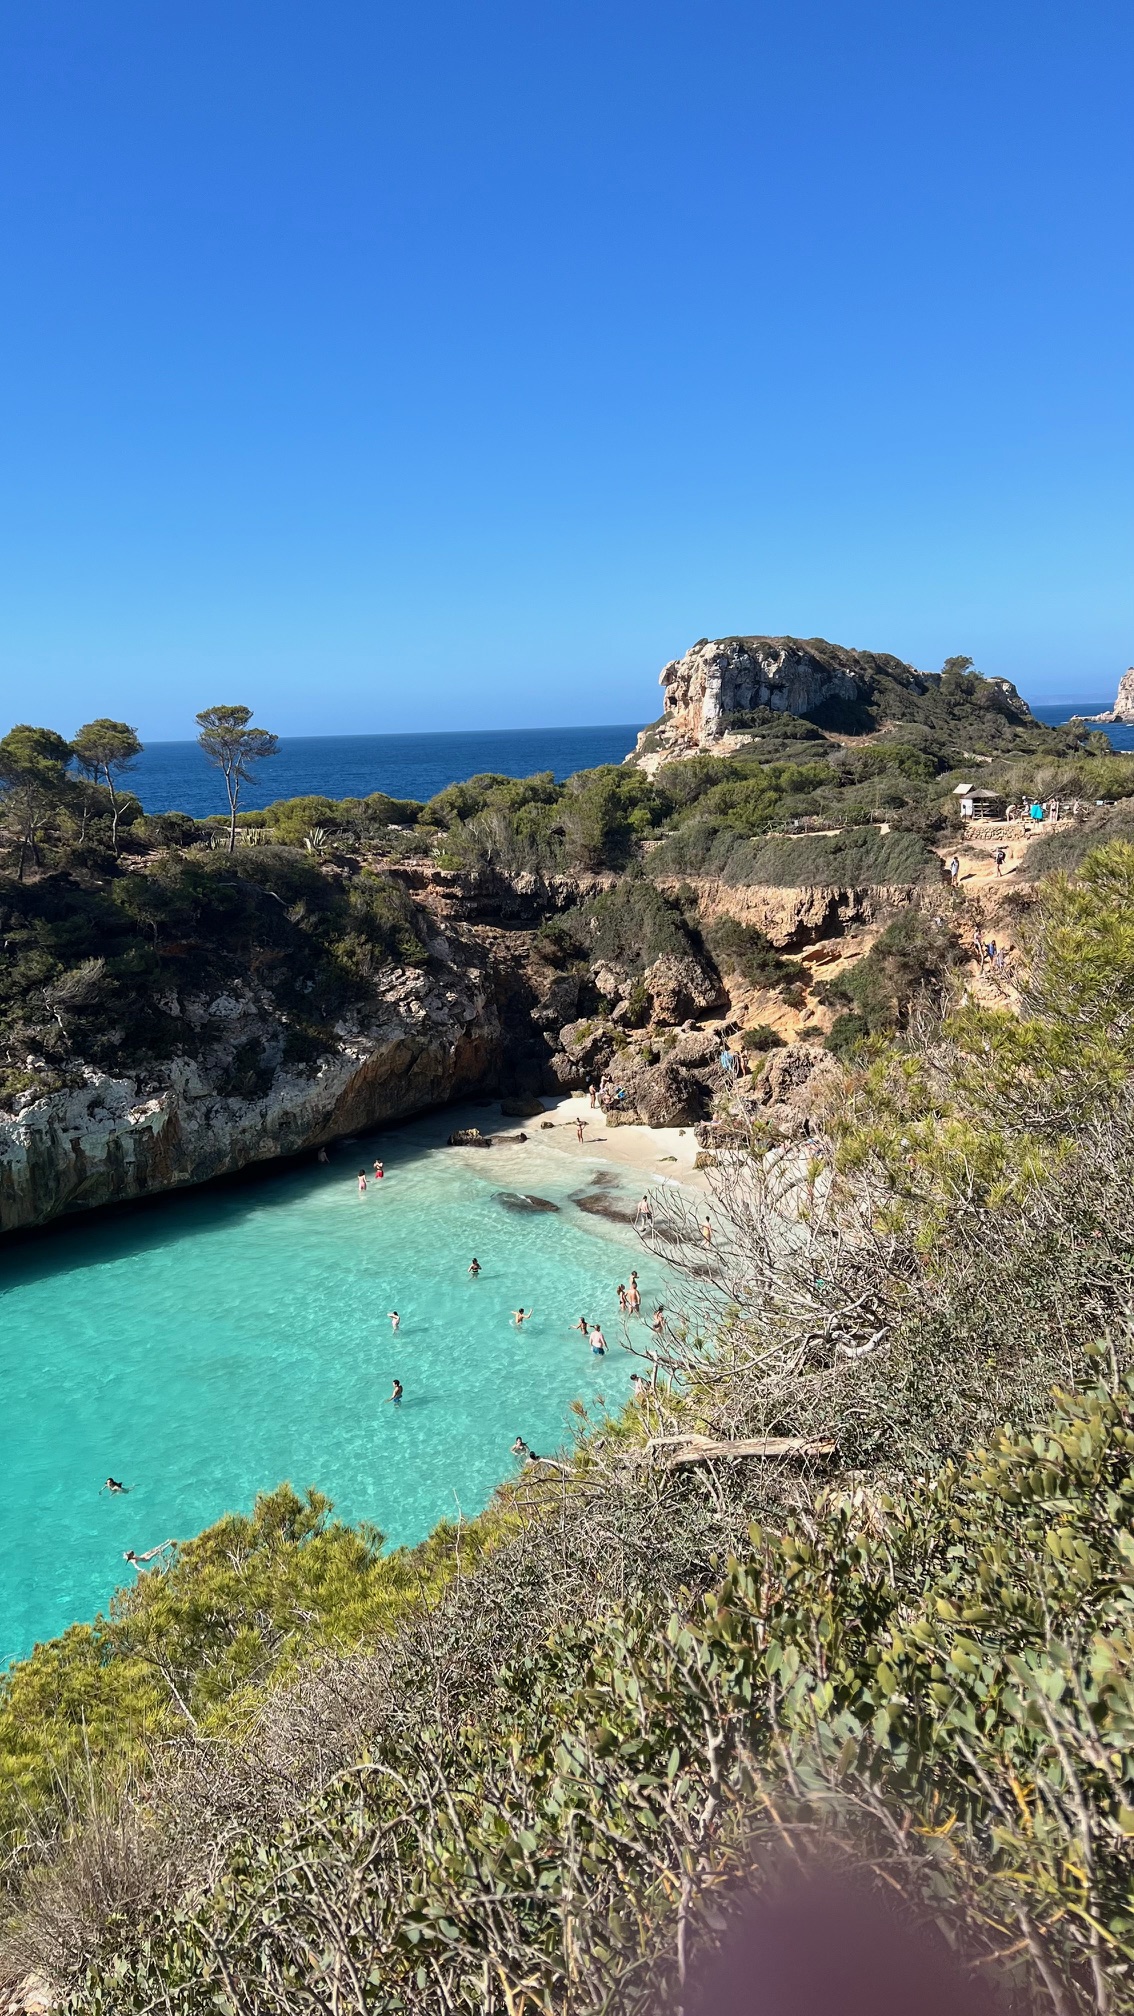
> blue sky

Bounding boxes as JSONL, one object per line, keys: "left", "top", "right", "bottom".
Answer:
{"left": 0, "top": 0, "right": 1130, "bottom": 737}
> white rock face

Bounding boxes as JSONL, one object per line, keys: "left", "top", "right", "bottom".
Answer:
{"left": 1091, "top": 669, "right": 1134, "bottom": 724}
{"left": 0, "top": 961, "right": 499, "bottom": 1234}
{"left": 652, "top": 637, "right": 859, "bottom": 752}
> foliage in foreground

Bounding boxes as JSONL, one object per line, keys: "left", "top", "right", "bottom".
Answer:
{"left": 0, "top": 1488, "right": 490, "bottom": 1867}
{"left": 61, "top": 1362, "right": 1134, "bottom": 2015}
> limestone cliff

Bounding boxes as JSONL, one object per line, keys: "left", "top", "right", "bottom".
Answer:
{"left": 631, "top": 634, "right": 1033, "bottom": 764}
{"left": 1090, "top": 669, "right": 1134, "bottom": 725}
{"left": 0, "top": 954, "right": 498, "bottom": 1235}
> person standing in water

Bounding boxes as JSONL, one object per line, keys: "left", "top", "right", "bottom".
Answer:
{"left": 627, "top": 1279, "right": 641, "bottom": 1316}
{"left": 373, "top": 1159, "right": 384, "bottom": 1180}
{"left": 590, "top": 1324, "right": 607, "bottom": 1355}
{"left": 386, "top": 1379, "right": 403, "bottom": 1404}
{"left": 616, "top": 1283, "right": 628, "bottom": 1313}
{"left": 387, "top": 1310, "right": 400, "bottom": 1331}
{"left": 468, "top": 1258, "right": 481, "bottom": 1276}
{"left": 357, "top": 1170, "right": 368, "bottom": 1194}
{"left": 574, "top": 1315, "right": 589, "bottom": 1333}
{"left": 512, "top": 1306, "right": 533, "bottom": 1326}
{"left": 635, "top": 1194, "right": 653, "bottom": 1229}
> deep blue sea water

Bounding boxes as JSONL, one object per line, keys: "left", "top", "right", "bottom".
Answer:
{"left": 126, "top": 709, "right": 1131, "bottom": 820}
{"left": 131, "top": 724, "right": 644, "bottom": 818}
{"left": 1031, "top": 703, "right": 1134, "bottom": 752}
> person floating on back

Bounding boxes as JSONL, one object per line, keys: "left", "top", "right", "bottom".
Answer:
{"left": 123, "top": 1540, "right": 174, "bottom": 1570}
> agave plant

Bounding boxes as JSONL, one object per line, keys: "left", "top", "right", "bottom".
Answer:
{"left": 304, "top": 827, "right": 328, "bottom": 854}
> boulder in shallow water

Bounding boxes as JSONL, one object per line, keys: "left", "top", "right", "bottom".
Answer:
{"left": 495, "top": 1191, "right": 560, "bottom": 1213}
{"left": 448, "top": 1128, "right": 492, "bottom": 1147}
{"left": 571, "top": 1188, "right": 637, "bottom": 1224}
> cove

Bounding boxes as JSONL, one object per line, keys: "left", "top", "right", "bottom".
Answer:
{"left": 1, "top": 1115, "right": 676, "bottom": 1666}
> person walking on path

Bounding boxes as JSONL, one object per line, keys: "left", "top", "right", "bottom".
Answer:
{"left": 994, "top": 846, "right": 1007, "bottom": 876}
{"left": 946, "top": 855, "right": 960, "bottom": 887}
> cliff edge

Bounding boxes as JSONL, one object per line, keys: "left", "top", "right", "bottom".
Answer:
{"left": 631, "top": 634, "right": 1033, "bottom": 765}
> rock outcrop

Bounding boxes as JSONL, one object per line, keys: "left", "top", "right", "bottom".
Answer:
{"left": 1090, "top": 669, "right": 1134, "bottom": 725}
{"left": 630, "top": 634, "right": 1033, "bottom": 766}
{"left": 0, "top": 957, "right": 498, "bottom": 1235}
{"left": 747, "top": 1042, "right": 842, "bottom": 1138}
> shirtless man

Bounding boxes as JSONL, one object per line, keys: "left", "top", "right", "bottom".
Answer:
{"left": 512, "top": 1306, "right": 533, "bottom": 1326}
{"left": 386, "top": 1379, "right": 403, "bottom": 1405}
{"left": 589, "top": 1324, "right": 607, "bottom": 1356}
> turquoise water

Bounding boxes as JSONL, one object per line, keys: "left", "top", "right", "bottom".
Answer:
{"left": 1, "top": 1115, "right": 674, "bottom": 1665}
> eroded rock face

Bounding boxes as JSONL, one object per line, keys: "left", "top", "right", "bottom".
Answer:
{"left": 642, "top": 953, "right": 726, "bottom": 1022}
{"left": 749, "top": 1042, "right": 842, "bottom": 1138}
{"left": 655, "top": 637, "right": 859, "bottom": 750}
{"left": 598, "top": 1056, "right": 708, "bottom": 1128}
{"left": 0, "top": 960, "right": 499, "bottom": 1235}
{"left": 1091, "top": 669, "right": 1134, "bottom": 724}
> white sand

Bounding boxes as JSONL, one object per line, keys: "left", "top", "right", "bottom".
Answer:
{"left": 503, "top": 1091, "right": 709, "bottom": 1193}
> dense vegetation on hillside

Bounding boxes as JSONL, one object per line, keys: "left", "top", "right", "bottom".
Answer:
{"left": 2, "top": 842, "right": 1134, "bottom": 2012}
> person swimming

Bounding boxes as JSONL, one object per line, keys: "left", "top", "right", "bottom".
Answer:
{"left": 387, "top": 1311, "right": 400, "bottom": 1331}
{"left": 123, "top": 1540, "right": 174, "bottom": 1570}
{"left": 590, "top": 1324, "right": 607, "bottom": 1355}
{"left": 574, "top": 1315, "right": 589, "bottom": 1333}
{"left": 511, "top": 1436, "right": 540, "bottom": 1462}
{"left": 102, "top": 1478, "right": 130, "bottom": 1494}
{"left": 468, "top": 1258, "right": 481, "bottom": 1276}
{"left": 512, "top": 1307, "right": 533, "bottom": 1325}
{"left": 386, "top": 1379, "right": 403, "bottom": 1404}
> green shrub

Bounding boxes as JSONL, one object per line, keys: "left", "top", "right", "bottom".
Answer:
{"left": 741, "top": 1023, "right": 784, "bottom": 1052}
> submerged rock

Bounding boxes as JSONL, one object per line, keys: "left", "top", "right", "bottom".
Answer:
{"left": 495, "top": 1191, "right": 560, "bottom": 1214}
{"left": 571, "top": 1189, "right": 637, "bottom": 1223}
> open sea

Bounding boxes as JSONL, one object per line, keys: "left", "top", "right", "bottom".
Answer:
{"left": 131, "top": 724, "right": 645, "bottom": 817}
{"left": 126, "top": 708, "right": 1131, "bottom": 820}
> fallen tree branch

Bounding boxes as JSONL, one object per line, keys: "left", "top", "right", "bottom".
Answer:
{"left": 633, "top": 1434, "right": 836, "bottom": 1469}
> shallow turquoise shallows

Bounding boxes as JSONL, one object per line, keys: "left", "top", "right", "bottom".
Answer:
{"left": 1, "top": 1113, "right": 676, "bottom": 1665}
